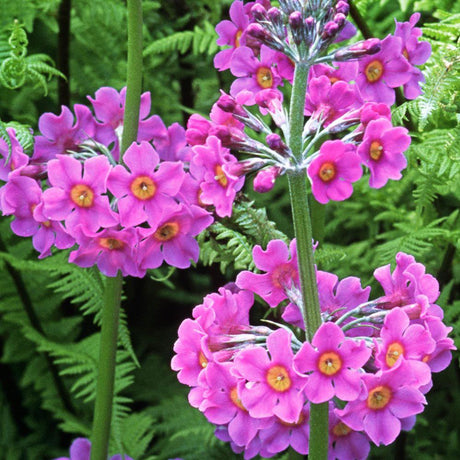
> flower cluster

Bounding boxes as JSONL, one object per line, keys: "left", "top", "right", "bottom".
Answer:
{"left": 53, "top": 437, "right": 133, "bottom": 460}
{"left": 0, "top": 87, "right": 231, "bottom": 276}
{"left": 171, "top": 240, "right": 455, "bottom": 458}
{"left": 185, "top": 0, "right": 430, "bottom": 206}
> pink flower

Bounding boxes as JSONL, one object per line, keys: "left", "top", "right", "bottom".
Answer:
{"left": 358, "top": 118, "right": 410, "bottom": 188}
{"left": 233, "top": 328, "right": 307, "bottom": 423}
{"left": 305, "top": 76, "right": 361, "bottom": 126}
{"left": 294, "top": 322, "right": 371, "bottom": 404}
{"left": 328, "top": 410, "right": 370, "bottom": 460}
{"left": 230, "top": 45, "right": 283, "bottom": 102}
{"left": 394, "top": 13, "right": 431, "bottom": 99}
{"left": 107, "top": 141, "right": 185, "bottom": 227}
{"left": 236, "top": 239, "right": 298, "bottom": 307}
{"left": 69, "top": 226, "right": 140, "bottom": 277}
{"left": 138, "top": 203, "right": 213, "bottom": 269}
{"left": 190, "top": 136, "right": 244, "bottom": 217}
{"left": 335, "top": 362, "right": 427, "bottom": 445}
{"left": 356, "top": 35, "right": 412, "bottom": 105}
{"left": 32, "top": 105, "right": 114, "bottom": 162}
{"left": 0, "top": 128, "right": 29, "bottom": 181}
{"left": 53, "top": 437, "right": 133, "bottom": 460}
{"left": 171, "top": 318, "right": 212, "bottom": 387}
{"left": 307, "top": 140, "right": 362, "bottom": 204}
{"left": 375, "top": 308, "right": 435, "bottom": 372}
{"left": 42, "top": 154, "right": 117, "bottom": 233}
{"left": 214, "top": 0, "right": 250, "bottom": 71}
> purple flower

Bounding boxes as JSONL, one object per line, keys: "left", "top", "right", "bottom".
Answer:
{"left": 305, "top": 76, "right": 361, "bottom": 126}
{"left": 356, "top": 35, "right": 412, "bottom": 105}
{"left": 171, "top": 318, "right": 212, "bottom": 387}
{"left": 32, "top": 105, "right": 114, "bottom": 162}
{"left": 375, "top": 308, "right": 435, "bottom": 372}
{"left": 190, "top": 136, "right": 244, "bottom": 217}
{"left": 329, "top": 410, "right": 370, "bottom": 460}
{"left": 394, "top": 13, "right": 431, "bottom": 99}
{"left": 358, "top": 117, "right": 410, "bottom": 188}
{"left": 307, "top": 140, "right": 362, "bottom": 204}
{"left": 107, "top": 141, "right": 185, "bottom": 227}
{"left": 335, "top": 362, "right": 427, "bottom": 445}
{"left": 236, "top": 239, "right": 298, "bottom": 307}
{"left": 214, "top": 0, "right": 250, "bottom": 71}
{"left": 69, "top": 226, "right": 140, "bottom": 277}
{"left": 0, "top": 128, "right": 29, "bottom": 181}
{"left": 294, "top": 322, "right": 371, "bottom": 404}
{"left": 42, "top": 154, "right": 117, "bottom": 233}
{"left": 309, "top": 62, "right": 359, "bottom": 85}
{"left": 138, "top": 202, "right": 213, "bottom": 269}
{"left": 233, "top": 328, "right": 307, "bottom": 423}
{"left": 53, "top": 437, "right": 133, "bottom": 460}
{"left": 230, "top": 45, "right": 283, "bottom": 102}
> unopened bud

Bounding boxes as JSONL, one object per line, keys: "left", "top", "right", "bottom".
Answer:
{"left": 246, "top": 23, "right": 271, "bottom": 42}
{"left": 251, "top": 3, "right": 268, "bottom": 21}
{"left": 253, "top": 166, "right": 281, "bottom": 193}
{"left": 335, "top": 0, "right": 349, "bottom": 16}
{"left": 334, "top": 13, "right": 346, "bottom": 28}
{"left": 266, "top": 133, "right": 290, "bottom": 156}
{"left": 322, "top": 21, "right": 339, "bottom": 39}
{"left": 267, "top": 7, "right": 282, "bottom": 25}
{"left": 334, "top": 38, "right": 381, "bottom": 61}
{"left": 217, "top": 93, "right": 246, "bottom": 117}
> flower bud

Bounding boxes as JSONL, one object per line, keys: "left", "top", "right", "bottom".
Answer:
{"left": 334, "top": 13, "right": 346, "bottom": 28}
{"left": 251, "top": 3, "right": 267, "bottom": 21}
{"left": 322, "top": 21, "right": 339, "bottom": 39}
{"left": 245, "top": 23, "right": 271, "bottom": 42}
{"left": 266, "top": 133, "right": 290, "bottom": 156}
{"left": 216, "top": 93, "right": 246, "bottom": 117}
{"left": 267, "top": 7, "right": 282, "bottom": 25}
{"left": 253, "top": 166, "right": 281, "bottom": 193}
{"left": 335, "top": 0, "right": 349, "bottom": 15}
{"left": 334, "top": 38, "right": 381, "bottom": 61}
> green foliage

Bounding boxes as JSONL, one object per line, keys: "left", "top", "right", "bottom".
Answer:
{"left": 0, "top": 21, "right": 64, "bottom": 95}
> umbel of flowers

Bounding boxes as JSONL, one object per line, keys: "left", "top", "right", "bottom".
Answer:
{"left": 172, "top": 241, "right": 456, "bottom": 459}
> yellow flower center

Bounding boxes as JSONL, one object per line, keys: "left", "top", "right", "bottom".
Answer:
{"left": 154, "top": 222, "right": 180, "bottom": 241}
{"left": 279, "top": 412, "right": 306, "bottom": 427}
{"left": 332, "top": 421, "right": 352, "bottom": 437}
{"left": 369, "top": 140, "right": 384, "bottom": 161}
{"left": 235, "top": 30, "right": 243, "bottom": 48}
{"left": 385, "top": 342, "right": 404, "bottom": 368}
{"left": 365, "top": 60, "right": 384, "bottom": 83}
{"left": 99, "top": 237, "right": 124, "bottom": 250}
{"left": 367, "top": 385, "right": 392, "bottom": 410}
{"left": 319, "top": 162, "right": 336, "bottom": 182}
{"left": 266, "top": 365, "right": 291, "bottom": 392}
{"left": 403, "top": 49, "right": 409, "bottom": 60}
{"left": 256, "top": 67, "right": 273, "bottom": 89}
{"left": 130, "top": 175, "right": 156, "bottom": 200}
{"left": 230, "top": 387, "right": 246, "bottom": 411}
{"left": 198, "top": 351, "right": 208, "bottom": 369}
{"left": 214, "top": 164, "right": 228, "bottom": 187}
{"left": 70, "top": 184, "right": 94, "bottom": 208}
{"left": 318, "top": 351, "right": 342, "bottom": 376}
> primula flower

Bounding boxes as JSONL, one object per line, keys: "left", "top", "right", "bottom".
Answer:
{"left": 329, "top": 410, "right": 370, "bottom": 460}
{"left": 214, "top": 0, "right": 250, "bottom": 71}
{"left": 394, "top": 13, "right": 431, "bottom": 99}
{"left": 374, "top": 252, "right": 440, "bottom": 307}
{"left": 356, "top": 35, "right": 412, "bottom": 105}
{"left": 42, "top": 154, "right": 117, "bottom": 233}
{"left": 32, "top": 105, "right": 113, "bottom": 162}
{"left": 0, "top": 128, "right": 29, "bottom": 181}
{"left": 171, "top": 318, "right": 212, "bottom": 387}
{"left": 335, "top": 362, "right": 427, "bottom": 445}
{"left": 138, "top": 202, "right": 213, "bottom": 269}
{"left": 196, "top": 361, "right": 267, "bottom": 447}
{"left": 69, "top": 226, "right": 140, "bottom": 277}
{"left": 294, "top": 322, "right": 371, "bottom": 404}
{"left": 304, "top": 76, "right": 361, "bottom": 126}
{"left": 107, "top": 141, "right": 185, "bottom": 227}
{"left": 233, "top": 328, "right": 307, "bottom": 423}
{"left": 230, "top": 45, "right": 283, "bottom": 102}
{"left": 309, "top": 62, "right": 359, "bottom": 86}
{"left": 257, "top": 405, "right": 310, "bottom": 456}
{"left": 375, "top": 307, "right": 435, "bottom": 372}
{"left": 358, "top": 118, "right": 410, "bottom": 188}
{"left": 53, "top": 437, "right": 133, "bottom": 460}
{"left": 190, "top": 135, "right": 244, "bottom": 217}
{"left": 236, "top": 239, "right": 298, "bottom": 307}
{"left": 307, "top": 140, "right": 362, "bottom": 204}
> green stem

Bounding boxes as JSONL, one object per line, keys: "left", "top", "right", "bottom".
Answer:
{"left": 90, "top": 274, "right": 123, "bottom": 460}
{"left": 287, "top": 63, "right": 328, "bottom": 459}
{"left": 90, "top": 1, "right": 143, "bottom": 458}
